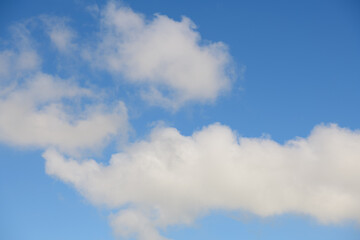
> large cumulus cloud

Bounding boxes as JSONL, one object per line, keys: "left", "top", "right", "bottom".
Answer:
{"left": 44, "top": 123, "right": 360, "bottom": 240}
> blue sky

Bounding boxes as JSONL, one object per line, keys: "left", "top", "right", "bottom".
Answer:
{"left": 0, "top": 0, "right": 360, "bottom": 240}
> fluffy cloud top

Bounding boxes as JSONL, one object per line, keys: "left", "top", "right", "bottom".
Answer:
{"left": 44, "top": 123, "right": 360, "bottom": 240}
{"left": 88, "top": 2, "right": 233, "bottom": 109}
{"left": 0, "top": 72, "right": 128, "bottom": 155}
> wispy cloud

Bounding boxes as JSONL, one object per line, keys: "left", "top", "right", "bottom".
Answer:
{"left": 0, "top": 23, "right": 41, "bottom": 82}
{"left": 0, "top": 14, "right": 128, "bottom": 156}
{"left": 40, "top": 15, "right": 77, "bottom": 54}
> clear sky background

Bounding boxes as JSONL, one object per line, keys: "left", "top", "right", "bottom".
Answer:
{"left": 0, "top": 0, "right": 359, "bottom": 240}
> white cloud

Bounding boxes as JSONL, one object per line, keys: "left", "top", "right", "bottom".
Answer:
{"left": 0, "top": 48, "right": 40, "bottom": 81}
{"left": 87, "top": 2, "right": 234, "bottom": 109}
{"left": 40, "top": 15, "right": 77, "bottom": 53}
{"left": 44, "top": 123, "right": 360, "bottom": 240}
{"left": 110, "top": 209, "right": 168, "bottom": 240}
{"left": 0, "top": 24, "right": 41, "bottom": 82}
{"left": 2, "top": 3, "right": 358, "bottom": 240}
{"left": 0, "top": 72, "right": 128, "bottom": 155}
{"left": 0, "top": 18, "right": 129, "bottom": 156}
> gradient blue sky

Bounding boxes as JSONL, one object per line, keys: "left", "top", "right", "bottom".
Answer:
{"left": 0, "top": 0, "right": 360, "bottom": 240}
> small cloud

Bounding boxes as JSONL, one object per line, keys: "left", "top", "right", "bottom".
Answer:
{"left": 86, "top": 4, "right": 100, "bottom": 18}
{"left": 86, "top": 2, "right": 234, "bottom": 109}
{"left": 0, "top": 23, "right": 41, "bottom": 83}
{"left": 0, "top": 72, "right": 128, "bottom": 156}
{"left": 40, "top": 15, "right": 77, "bottom": 53}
